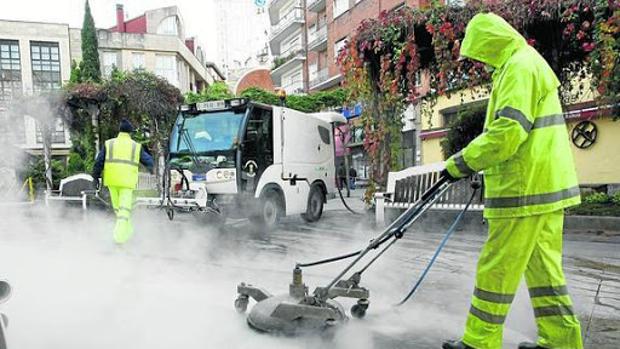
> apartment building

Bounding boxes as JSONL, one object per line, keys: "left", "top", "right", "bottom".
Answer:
{"left": 70, "top": 5, "right": 222, "bottom": 93}
{"left": 0, "top": 19, "right": 74, "bottom": 156}
{"left": 268, "top": 0, "right": 428, "bottom": 94}
{"left": 0, "top": 5, "right": 223, "bottom": 159}
{"left": 268, "top": 0, "right": 307, "bottom": 95}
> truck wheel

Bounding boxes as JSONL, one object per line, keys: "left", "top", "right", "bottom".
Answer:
{"left": 302, "top": 185, "right": 324, "bottom": 223}
{"left": 251, "top": 191, "right": 282, "bottom": 230}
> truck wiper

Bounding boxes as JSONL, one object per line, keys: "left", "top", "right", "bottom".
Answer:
{"left": 179, "top": 127, "right": 208, "bottom": 173}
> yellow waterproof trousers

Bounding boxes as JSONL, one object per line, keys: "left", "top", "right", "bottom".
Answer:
{"left": 462, "top": 210, "right": 583, "bottom": 349}
{"left": 108, "top": 186, "right": 135, "bottom": 244}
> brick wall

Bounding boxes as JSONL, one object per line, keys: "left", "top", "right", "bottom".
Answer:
{"left": 235, "top": 68, "right": 275, "bottom": 95}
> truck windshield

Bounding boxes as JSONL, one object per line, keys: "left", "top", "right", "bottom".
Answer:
{"left": 170, "top": 110, "right": 245, "bottom": 154}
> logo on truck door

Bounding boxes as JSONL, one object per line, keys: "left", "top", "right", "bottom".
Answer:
{"left": 244, "top": 160, "right": 258, "bottom": 177}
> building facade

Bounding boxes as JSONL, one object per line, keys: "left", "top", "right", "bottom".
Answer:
{"left": 70, "top": 5, "right": 220, "bottom": 93}
{"left": 0, "top": 19, "right": 74, "bottom": 157}
{"left": 0, "top": 5, "right": 223, "bottom": 160}
{"left": 267, "top": 0, "right": 428, "bottom": 94}
{"left": 419, "top": 87, "right": 620, "bottom": 189}
{"left": 267, "top": 0, "right": 428, "bottom": 180}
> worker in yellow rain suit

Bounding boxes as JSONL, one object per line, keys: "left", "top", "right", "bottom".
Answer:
{"left": 93, "top": 119, "right": 154, "bottom": 244}
{"left": 440, "top": 13, "right": 583, "bottom": 349}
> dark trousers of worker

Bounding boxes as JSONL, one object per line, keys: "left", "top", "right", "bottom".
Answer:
{"left": 108, "top": 186, "right": 134, "bottom": 244}
{"left": 462, "top": 210, "right": 583, "bottom": 349}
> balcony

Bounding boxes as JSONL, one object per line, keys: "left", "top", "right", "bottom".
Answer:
{"left": 307, "top": 25, "right": 328, "bottom": 52}
{"left": 309, "top": 68, "right": 329, "bottom": 89}
{"left": 307, "top": 0, "right": 326, "bottom": 12}
{"left": 268, "top": 0, "right": 301, "bottom": 24}
{"left": 269, "top": 7, "right": 305, "bottom": 52}
{"left": 310, "top": 72, "right": 343, "bottom": 91}
{"left": 271, "top": 47, "right": 306, "bottom": 85}
{"left": 280, "top": 79, "right": 305, "bottom": 95}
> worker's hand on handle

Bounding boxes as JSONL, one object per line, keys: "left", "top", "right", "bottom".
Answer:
{"left": 440, "top": 169, "right": 459, "bottom": 183}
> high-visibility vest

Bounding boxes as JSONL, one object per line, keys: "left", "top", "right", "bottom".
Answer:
{"left": 446, "top": 13, "right": 580, "bottom": 218}
{"left": 103, "top": 132, "right": 141, "bottom": 189}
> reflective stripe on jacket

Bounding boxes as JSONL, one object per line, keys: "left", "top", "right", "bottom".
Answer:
{"left": 445, "top": 13, "right": 580, "bottom": 218}
{"left": 103, "top": 132, "right": 141, "bottom": 189}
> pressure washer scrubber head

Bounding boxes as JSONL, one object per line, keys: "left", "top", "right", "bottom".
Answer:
{"left": 235, "top": 267, "right": 348, "bottom": 335}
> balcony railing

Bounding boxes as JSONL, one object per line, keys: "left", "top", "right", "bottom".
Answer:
{"left": 273, "top": 45, "right": 305, "bottom": 69}
{"left": 309, "top": 68, "right": 329, "bottom": 88}
{"left": 281, "top": 79, "right": 305, "bottom": 94}
{"left": 270, "top": 7, "right": 304, "bottom": 39}
{"left": 307, "top": 0, "right": 326, "bottom": 12}
{"left": 308, "top": 25, "right": 328, "bottom": 49}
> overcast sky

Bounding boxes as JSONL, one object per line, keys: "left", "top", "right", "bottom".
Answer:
{"left": 1, "top": 0, "right": 220, "bottom": 60}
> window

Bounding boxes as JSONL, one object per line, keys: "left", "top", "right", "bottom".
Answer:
{"left": 36, "top": 118, "right": 66, "bottom": 144}
{"left": 102, "top": 51, "right": 118, "bottom": 76}
{"left": 334, "top": 38, "right": 347, "bottom": 61}
{"left": 157, "top": 16, "right": 179, "bottom": 35}
{"left": 132, "top": 52, "right": 145, "bottom": 70}
{"left": 30, "top": 41, "right": 61, "bottom": 92}
{"left": 333, "top": 0, "right": 349, "bottom": 18}
{"left": 155, "top": 55, "right": 178, "bottom": 86}
{"left": 309, "top": 63, "right": 318, "bottom": 80}
{"left": 0, "top": 40, "right": 22, "bottom": 105}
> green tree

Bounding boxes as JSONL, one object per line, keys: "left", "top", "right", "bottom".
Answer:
{"left": 185, "top": 81, "right": 234, "bottom": 103}
{"left": 440, "top": 103, "right": 487, "bottom": 159}
{"left": 80, "top": 0, "right": 101, "bottom": 82}
{"left": 103, "top": 70, "right": 183, "bottom": 176}
{"left": 69, "top": 60, "right": 82, "bottom": 84}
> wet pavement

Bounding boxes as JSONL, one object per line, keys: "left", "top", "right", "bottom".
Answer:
{"left": 0, "top": 194, "right": 618, "bottom": 348}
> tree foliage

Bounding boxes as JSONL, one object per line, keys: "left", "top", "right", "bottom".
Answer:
{"left": 185, "top": 81, "right": 235, "bottom": 103}
{"left": 80, "top": 0, "right": 101, "bottom": 83}
{"left": 239, "top": 87, "right": 348, "bottom": 113}
{"left": 440, "top": 102, "right": 487, "bottom": 159}
{"left": 339, "top": 0, "right": 620, "bottom": 197}
{"left": 65, "top": 70, "right": 183, "bottom": 176}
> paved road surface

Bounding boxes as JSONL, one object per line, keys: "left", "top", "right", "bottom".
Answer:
{"left": 0, "top": 195, "right": 617, "bottom": 348}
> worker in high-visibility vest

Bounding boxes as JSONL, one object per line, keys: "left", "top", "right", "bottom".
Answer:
{"left": 441, "top": 13, "right": 583, "bottom": 349}
{"left": 93, "top": 119, "right": 153, "bottom": 244}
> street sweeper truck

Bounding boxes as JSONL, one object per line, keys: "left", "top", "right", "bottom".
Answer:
{"left": 139, "top": 98, "right": 346, "bottom": 228}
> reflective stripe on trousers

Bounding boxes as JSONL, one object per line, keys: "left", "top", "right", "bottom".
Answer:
{"left": 108, "top": 186, "right": 135, "bottom": 244}
{"left": 462, "top": 210, "right": 583, "bottom": 349}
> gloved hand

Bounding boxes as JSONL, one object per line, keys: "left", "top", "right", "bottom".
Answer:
{"left": 440, "top": 169, "right": 459, "bottom": 183}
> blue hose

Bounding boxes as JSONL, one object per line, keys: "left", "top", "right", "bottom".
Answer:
{"left": 396, "top": 189, "right": 477, "bottom": 306}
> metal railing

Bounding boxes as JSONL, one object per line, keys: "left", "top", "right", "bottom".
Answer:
{"left": 280, "top": 79, "right": 305, "bottom": 94}
{"left": 273, "top": 45, "right": 305, "bottom": 70}
{"left": 307, "top": 0, "right": 326, "bottom": 11}
{"left": 270, "top": 7, "right": 304, "bottom": 39}
{"left": 309, "top": 68, "right": 329, "bottom": 88}
{"left": 308, "top": 25, "right": 328, "bottom": 48}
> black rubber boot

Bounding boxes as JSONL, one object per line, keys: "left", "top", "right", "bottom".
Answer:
{"left": 518, "top": 342, "right": 548, "bottom": 349}
{"left": 442, "top": 340, "right": 474, "bottom": 349}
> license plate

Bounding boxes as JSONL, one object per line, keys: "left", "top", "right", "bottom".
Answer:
{"left": 197, "top": 100, "right": 226, "bottom": 111}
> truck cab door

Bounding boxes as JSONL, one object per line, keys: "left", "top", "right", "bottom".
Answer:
{"left": 240, "top": 106, "right": 273, "bottom": 193}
